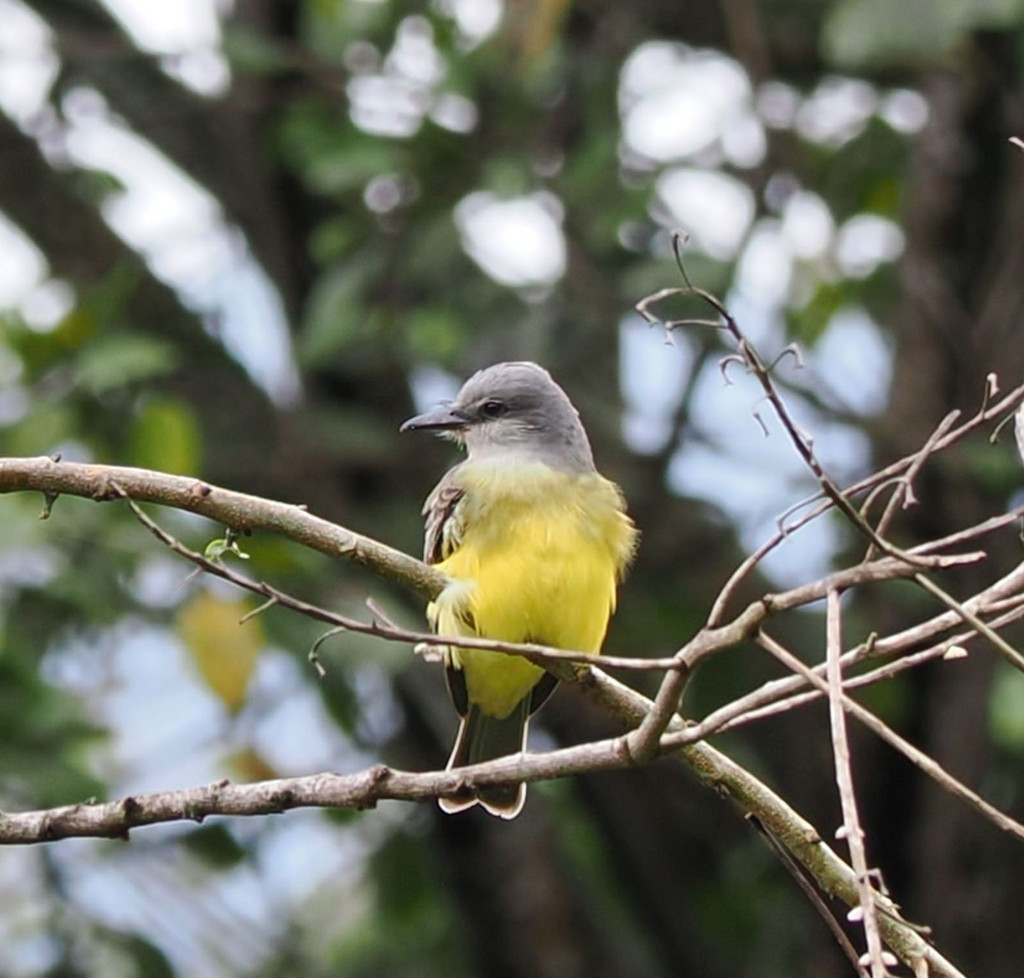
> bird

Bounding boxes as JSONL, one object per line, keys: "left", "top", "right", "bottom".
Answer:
{"left": 400, "top": 361, "right": 637, "bottom": 818}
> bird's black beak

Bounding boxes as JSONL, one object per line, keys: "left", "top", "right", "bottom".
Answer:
{"left": 400, "top": 403, "right": 469, "bottom": 433}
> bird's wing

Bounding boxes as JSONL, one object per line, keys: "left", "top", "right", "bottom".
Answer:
{"left": 423, "top": 466, "right": 474, "bottom": 718}
{"left": 422, "top": 465, "right": 467, "bottom": 565}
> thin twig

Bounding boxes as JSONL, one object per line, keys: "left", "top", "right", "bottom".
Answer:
{"left": 636, "top": 267, "right": 1024, "bottom": 819}
{"left": 865, "top": 410, "right": 960, "bottom": 559}
{"left": 580, "top": 669, "right": 962, "bottom": 978}
{"left": 115, "top": 478, "right": 986, "bottom": 708}
{"left": 759, "top": 634, "right": 1024, "bottom": 843}
{"left": 620, "top": 549, "right": 980, "bottom": 759}
{"left": 824, "top": 590, "right": 890, "bottom": 977}
{"left": 704, "top": 382, "right": 1024, "bottom": 626}
{"left": 912, "top": 571, "right": 1024, "bottom": 673}
{"left": 670, "top": 571, "right": 1024, "bottom": 748}
{"left": 638, "top": 277, "right": 930, "bottom": 569}
{"left": 752, "top": 816, "right": 870, "bottom": 978}
{"left": 115, "top": 489, "right": 683, "bottom": 675}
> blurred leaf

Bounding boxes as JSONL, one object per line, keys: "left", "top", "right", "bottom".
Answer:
{"left": 317, "top": 657, "right": 361, "bottom": 734}
{"left": 71, "top": 167, "right": 127, "bottom": 207}
{"left": 813, "top": 120, "right": 908, "bottom": 223}
{"left": 323, "top": 804, "right": 363, "bottom": 826}
{"left": 823, "top": 0, "right": 1024, "bottom": 68}
{"left": 299, "top": 252, "right": 385, "bottom": 365}
{"left": 329, "top": 828, "right": 469, "bottom": 978}
{"left": 853, "top": 669, "right": 911, "bottom": 725}
{"left": 400, "top": 306, "right": 466, "bottom": 361}
{"left": 312, "top": 0, "right": 339, "bottom": 21}
{"left": 103, "top": 930, "right": 176, "bottom": 978}
{"left": 5, "top": 307, "right": 94, "bottom": 379}
{"left": 222, "top": 25, "right": 287, "bottom": 75}
{"left": 372, "top": 828, "right": 436, "bottom": 922}
{"left": 480, "top": 155, "right": 534, "bottom": 196}
{"left": 181, "top": 822, "right": 249, "bottom": 868}
{"left": 304, "top": 0, "right": 391, "bottom": 52}
{"left": 305, "top": 403, "right": 396, "bottom": 463}
{"left": 507, "top": 0, "right": 571, "bottom": 64}
{"left": 787, "top": 284, "right": 846, "bottom": 346}
{"left": 622, "top": 256, "right": 730, "bottom": 312}
{"left": 862, "top": 175, "right": 902, "bottom": 218}
{"left": 177, "top": 592, "right": 263, "bottom": 713}
{"left": 0, "top": 635, "right": 107, "bottom": 807}
{"left": 951, "top": 439, "right": 1024, "bottom": 495}
{"left": 1, "top": 400, "right": 78, "bottom": 456}
{"left": 76, "top": 335, "right": 179, "bottom": 395}
{"left": 307, "top": 140, "right": 401, "bottom": 196}
{"left": 310, "top": 216, "right": 364, "bottom": 264}
{"left": 401, "top": 213, "right": 465, "bottom": 286}
{"left": 824, "top": 0, "right": 952, "bottom": 66}
{"left": 52, "top": 305, "right": 96, "bottom": 348}
{"left": 278, "top": 101, "right": 400, "bottom": 195}
{"left": 75, "top": 261, "right": 148, "bottom": 334}
{"left": 989, "top": 662, "right": 1024, "bottom": 751}
{"left": 129, "top": 397, "right": 201, "bottom": 475}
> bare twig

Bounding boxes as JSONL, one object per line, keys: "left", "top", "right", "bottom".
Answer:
{"left": 705, "top": 382, "right": 1024, "bottom": 626}
{"left": 912, "top": 571, "right": 1024, "bottom": 673}
{"left": 752, "top": 816, "right": 871, "bottom": 978}
{"left": 579, "top": 669, "right": 964, "bottom": 978}
{"left": 824, "top": 590, "right": 890, "bottom": 977}
{"left": 620, "top": 549, "right": 979, "bottom": 761}
{"left": 673, "top": 561, "right": 1024, "bottom": 748}
{"left": 865, "top": 410, "right": 960, "bottom": 559}
{"left": 637, "top": 274, "right": 931, "bottom": 570}
{"left": 759, "top": 634, "right": 1024, "bottom": 843}
{"left": 636, "top": 267, "right": 1024, "bottom": 854}
{"left": 117, "top": 481, "right": 984, "bottom": 694}
{"left": 0, "top": 745, "right": 631, "bottom": 844}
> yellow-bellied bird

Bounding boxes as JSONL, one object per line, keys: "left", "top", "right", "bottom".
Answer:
{"left": 401, "top": 362, "right": 637, "bottom": 818}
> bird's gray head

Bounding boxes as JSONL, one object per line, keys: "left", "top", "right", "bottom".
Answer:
{"left": 400, "top": 361, "right": 595, "bottom": 472}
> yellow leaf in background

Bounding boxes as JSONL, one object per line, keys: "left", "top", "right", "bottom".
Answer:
{"left": 505, "top": 0, "right": 572, "bottom": 65}
{"left": 177, "top": 592, "right": 263, "bottom": 713}
{"left": 228, "top": 748, "right": 280, "bottom": 783}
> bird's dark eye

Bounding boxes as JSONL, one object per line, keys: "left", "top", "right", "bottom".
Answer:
{"left": 480, "top": 400, "right": 507, "bottom": 419}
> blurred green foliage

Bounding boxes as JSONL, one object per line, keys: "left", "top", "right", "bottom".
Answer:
{"left": 2, "top": 0, "right": 1024, "bottom": 976}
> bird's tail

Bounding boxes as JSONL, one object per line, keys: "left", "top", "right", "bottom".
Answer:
{"left": 439, "top": 698, "right": 530, "bottom": 819}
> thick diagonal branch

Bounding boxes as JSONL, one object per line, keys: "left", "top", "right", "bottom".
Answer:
{"left": 0, "top": 455, "right": 442, "bottom": 599}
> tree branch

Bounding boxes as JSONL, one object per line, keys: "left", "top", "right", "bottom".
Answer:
{"left": 0, "top": 455, "right": 442, "bottom": 600}
{"left": 575, "top": 670, "right": 964, "bottom": 978}
{"left": 759, "top": 633, "right": 1024, "bottom": 844}
{"left": 0, "top": 455, "right": 982, "bottom": 684}
{"left": 632, "top": 262, "right": 1024, "bottom": 778}
{"left": 0, "top": 742, "right": 627, "bottom": 845}
{"left": 0, "top": 663, "right": 966, "bottom": 978}
{"left": 667, "top": 557, "right": 1024, "bottom": 749}
{"left": 0, "top": 452, "right": 985, "bottom": 974}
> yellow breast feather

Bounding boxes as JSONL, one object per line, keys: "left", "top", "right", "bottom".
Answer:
{"left": 430, "top": 461, "right": 636, "bottom": 718}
